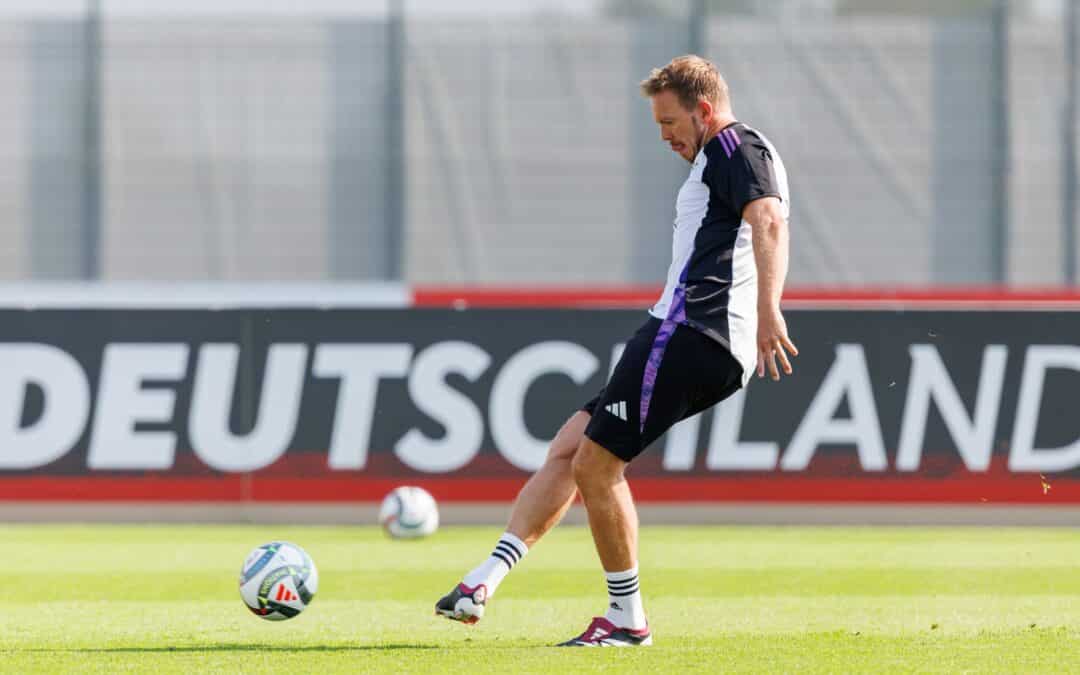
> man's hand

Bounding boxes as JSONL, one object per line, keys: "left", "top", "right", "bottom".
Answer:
{"left": 756, "top": 305, "right": 798, "bottom": 380}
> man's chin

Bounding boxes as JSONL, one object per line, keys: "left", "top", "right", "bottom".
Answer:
{"left": 668, "top": 145, "right": 695, "bottom": 163}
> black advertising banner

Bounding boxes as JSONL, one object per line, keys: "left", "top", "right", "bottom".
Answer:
{"left": 0, "top": 308, "right": 1076, "bottom": 503}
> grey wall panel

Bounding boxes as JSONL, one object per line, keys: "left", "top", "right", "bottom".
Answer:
{"left": 0, "top": 24, "right": 28, "bottom": 280}
{"left": 932, "top": 18, "right": 997, "bottom": 283}
{"left": 0, "top": 12, "right": 1070, "bottom": 286}
{"left": 101, "top": 20, "right": 329, "bottom": 280}
{"left": 328, "top": 20, "right": 397, "bottom": 280}
{"left": 28, "top": 20, "right": 85, "bottom": 279}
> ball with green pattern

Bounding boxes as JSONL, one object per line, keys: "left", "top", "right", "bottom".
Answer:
{"left": 239, "top": 541, "right": 319, "bottom": 620}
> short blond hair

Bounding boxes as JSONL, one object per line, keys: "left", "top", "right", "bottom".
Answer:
{"left": 639, "top": 55, "right": 730, "bottom": 112}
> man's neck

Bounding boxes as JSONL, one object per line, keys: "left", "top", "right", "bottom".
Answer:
{"left": 699, "top": 116, "right": 737, "bottom": 151}
{"left": 708, "top": 116, "right": 737, "bottom": 138}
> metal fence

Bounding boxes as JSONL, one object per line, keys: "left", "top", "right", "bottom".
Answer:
{"left": 0, "top": 0, "right": 1076, "bottom": 286}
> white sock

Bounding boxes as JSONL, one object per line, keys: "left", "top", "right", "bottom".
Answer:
{"left": 461, "top": 532, "right": 528, "bottom": 597}
{"left": 604, "top": 566, "right": 647, "bottom": 630}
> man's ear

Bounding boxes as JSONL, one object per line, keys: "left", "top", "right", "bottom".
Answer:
{"left": 697, "top": 99, "right": 714, "bottom": 123}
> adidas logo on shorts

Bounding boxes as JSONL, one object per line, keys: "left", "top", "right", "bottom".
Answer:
{"left": 604, "top": 401, "right": 628, "bottom": 421}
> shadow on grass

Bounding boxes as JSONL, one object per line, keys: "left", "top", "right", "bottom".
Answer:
{"left": 21, "top": 644, "right": 442, "bottom": 654}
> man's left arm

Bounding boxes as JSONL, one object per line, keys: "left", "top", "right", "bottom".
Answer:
{"left": 743, "top": 196, "right": 798, "bottom": 380}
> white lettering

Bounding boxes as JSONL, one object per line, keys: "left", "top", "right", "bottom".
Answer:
{"left": 708, "top": 389, "right": 779, "bottom": 470}
{"left": 490, "top": 342, "right": 599, "bottom": 471}
{"left": 662, "top": 414, "right": 701, "bottom": 471}
{"left": 782, "top": 344, "right": 887, "bottom": 471}
{"left": 1009, "top": 345, "right": 1080, "bottom": 472}
{"left": 190, "top": 344, "right": 307, "bottom": 472}
{"left": 88, "top": 344, "right": 188, "bottom": 469}
{"left": 313, "top": 344, "right": 412, "bottom": 470}
{"left": 0, "top": 344, "right": 90, "bottom": 469}
{"left": 896, "top": 345, "right": 1007, "bottom": 472}
{"left": 396, "top": 342, "right": 491, "bottom": 472}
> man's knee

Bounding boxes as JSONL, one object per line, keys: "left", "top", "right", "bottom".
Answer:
{"left": 545, "top": 411, "right": 590, "bottom": 465}
{"left": 547, "top": 434, "right": 579, "bottom": 465}
{"left": 571, "top": 438, "right": 625, "bottom": 490}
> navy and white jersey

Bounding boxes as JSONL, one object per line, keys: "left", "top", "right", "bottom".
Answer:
{"left": 649, "top": 122, "right": 789, "bottom": 386}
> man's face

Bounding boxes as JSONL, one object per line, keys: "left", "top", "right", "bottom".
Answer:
{"left": 651, "top": 89, "right": 707, "bottom": 164}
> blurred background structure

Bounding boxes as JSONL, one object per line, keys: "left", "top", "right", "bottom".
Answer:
{"left": 0, "top": 0, "right": 1076, "bottom": 287}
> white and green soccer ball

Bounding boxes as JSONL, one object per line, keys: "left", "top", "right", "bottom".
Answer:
{"left": 379, "top": 486, "right": 440, "bottom": 539}
{"left": 239, "top": 541, "right": 318, "bottom": 620}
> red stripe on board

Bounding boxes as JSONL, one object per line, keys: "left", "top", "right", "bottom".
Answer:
{"left": 411, "top": 286, "right": 662, "bottom": 309}
{"left": 784, "top": 286, "right": 1080, "bottom": 303}
{"left": 410, "top": 286, "right": 1080, "bottom": 310}
{"left": 0, "top": 476, "right": 1073, "bottom": 504}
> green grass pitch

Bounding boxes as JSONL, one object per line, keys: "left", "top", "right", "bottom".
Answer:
{"left": 3, "top": 523, "right": 1080, "bottom": 673}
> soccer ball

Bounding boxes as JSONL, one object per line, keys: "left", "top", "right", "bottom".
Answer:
{"left": 239, "top": 541, "right": 318, "bottom": 620}
{"left": 379, "top": 486, "right": 439, "bottom": 539}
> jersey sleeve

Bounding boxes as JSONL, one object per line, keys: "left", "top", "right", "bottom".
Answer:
{"left": 709, "top": 135, "right": 781, "bottom": 216}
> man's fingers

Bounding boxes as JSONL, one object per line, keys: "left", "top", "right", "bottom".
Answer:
{"left": 766, "top": 349, "right": 780, "bottom": 381}
{"left": 781, "top": 335, "right": 799, "bottom": 356}
{"left": 775, "top": 345, "right": 793, "bottom": 375}
{"left": 760, "top": 333, "right": 798, "bottom": 379}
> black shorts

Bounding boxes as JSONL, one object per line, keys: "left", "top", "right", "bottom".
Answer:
{"left": 582, "top": 317, "right": 743, "bottom": 462}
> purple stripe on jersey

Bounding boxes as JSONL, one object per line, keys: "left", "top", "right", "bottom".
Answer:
{"left": 718, "top": 131, "right": 734, "bottom": 157}
{"left": 725, "top": 128, "right": 742, "bottom": 152}
{"left": 640, "top": 264, "right": 689, "bottom": 434}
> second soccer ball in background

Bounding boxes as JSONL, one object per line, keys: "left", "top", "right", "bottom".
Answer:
{"left": 379, "top": 486, "right": 439, "bottom": 539}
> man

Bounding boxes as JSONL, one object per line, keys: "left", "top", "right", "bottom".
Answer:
{"left": 436, "top": 55, "right": 797, "bottom": 647}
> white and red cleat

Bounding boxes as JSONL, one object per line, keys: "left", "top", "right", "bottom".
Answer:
{"left": 557, "top": 616, "right": 652, "bottom": 647}
{"left": 434, "top": 583, "right": 487, "bottom": 625}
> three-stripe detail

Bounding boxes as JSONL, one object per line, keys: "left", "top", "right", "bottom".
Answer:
{"left": 604, "top": 401, "right": 628, "bottom": 421}
{"left": 718, "top": 126, "right": 742, "bottom": 158}
{"left": 491, "top": 537, "right": 526, "bottom": 571}
{"left": 274, "top": 584, "right": 298, "bottom": 602}
{"left": 607, "top": 574, "right": 639, "bottom": 597}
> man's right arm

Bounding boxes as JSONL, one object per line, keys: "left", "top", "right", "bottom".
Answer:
{"left": 742, "top": 196, "right": 797, "bottom": 380}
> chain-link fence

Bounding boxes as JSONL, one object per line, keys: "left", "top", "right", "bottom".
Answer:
{"left": 0, "top": 0, "right": 1076, "bottom": 286}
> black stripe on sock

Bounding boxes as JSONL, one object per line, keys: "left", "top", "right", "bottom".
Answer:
{"left": 608, "top": 586, "right": 640, "bottom": 597}
{"left": 607, "top": 577, "right": 638, "bottom": 589}
{"left": 491, "top": 550, "right": 515, "bottom": 570}
{"left": 499, "top": 538, "right": 526, "bottom": 559}
{"left": 495, "top": 543, "right": 520, "bottom": 563}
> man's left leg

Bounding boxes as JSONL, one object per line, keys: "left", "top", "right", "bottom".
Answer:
{"left": 557, "top": 437, "right": 651, "bottom": 646}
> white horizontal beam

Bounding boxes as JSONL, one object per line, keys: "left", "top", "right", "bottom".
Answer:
{"left": 0, "top": 282, "right": 410, "bottom": 309}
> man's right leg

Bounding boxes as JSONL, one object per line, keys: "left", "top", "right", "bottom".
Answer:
{"left": 435, "top": 411, "right": 590, "bottom": 623}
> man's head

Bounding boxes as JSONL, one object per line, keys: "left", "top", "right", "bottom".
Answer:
{"left": 640, "top": 55, "right": 733, "bottom": 163}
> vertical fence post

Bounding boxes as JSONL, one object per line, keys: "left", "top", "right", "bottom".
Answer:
{"left": 1065, "top": 0, "right": 1078, "bottom": 286}
{"left": 82, "top": 0, "right": 102, "bottom": 280}
{"left": 629, "top": 21, "right": 695, "bottom": 285}
{"left": 688, "top": 0, "right": 707, "bottom": 57}
{"left": 932, "top": 10, "right": 1002, "bottom": 284}
{"left": 385, "top": 0, "right": 406, "bottom": 281}
{"left": 990, "top": 0, "right": 1010, "bottom": 285}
